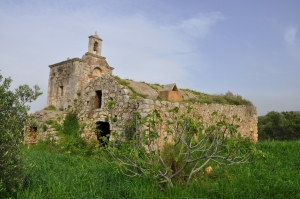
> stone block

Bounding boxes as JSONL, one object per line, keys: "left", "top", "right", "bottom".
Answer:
{"left": 140, "top": 113, "right": 148, "bottom": 118}
{"left": 121, "top": 89, "right": 129, "bottom": 95}
{"left": 94, "top": 85, "right": 102, "bottom": 90}
{"left": 89, "top": 92, "right": 96, "bottom": 97}
{"left": 124, "top": 95, "right": 129, "bottom": 102}
{"left": 139, "top": 104, "right": 150, "bottom": 109}
{"left": 142, "top": 99, "right": 154, "bottom": 104}
{"left": 155, "top": 100, "right": 161, "bottom": 106}
{"left": 142, "top": 109, "right": 151, "bottom": 113}
{"left": 173, "top": 102, "right": 179, "bottom": 107}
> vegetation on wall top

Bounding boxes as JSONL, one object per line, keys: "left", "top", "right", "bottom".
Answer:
{"left": 112, "top": 75, "right": 148, "bottom": 99}
{"left": 181, "top": 89, "right": 253, "bottom": 106}
{"left": 112, "top": 75, "right": 253, "bottom": 106}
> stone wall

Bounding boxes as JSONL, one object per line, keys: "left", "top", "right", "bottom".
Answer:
{"left": 30, "top": 34, "right": 258, "bottom": 147}
{"left": 27, "top": 73, "right": 258, "bottom": 146}
{"left": 24, "top": 110, "right": 65, "bottom": 145}
{"left": 136, "top": 99, "right": 258, "bottom": 142}
{"left": 80, "top": 75, "right": 137, "bottom": 140}
{"left": 80, "top": 75, "right": 258, "bottom": 143}
{"left": 47, "top": 54, "right": 113, "bottom": 110}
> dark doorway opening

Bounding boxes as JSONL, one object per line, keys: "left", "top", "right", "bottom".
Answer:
{"left": 95, "top": 90, "right": 102, "bottom": 108}
{"left": 28, "top": 126, "right": 38, "bottom": 139}
{"left": 96, "top": 121, "right": 110, "bottom": 146}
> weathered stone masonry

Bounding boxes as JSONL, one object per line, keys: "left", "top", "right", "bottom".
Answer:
{"left": 25, "top": 33, "right": 258, "bottom": 145}
{"left": 47, "top": 33, "right": 113, "bottom": 110}
{"left": 80, "top": 74, "right": 257, "bottom": 142}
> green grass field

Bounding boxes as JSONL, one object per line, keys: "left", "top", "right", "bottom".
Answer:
{"left": 13, "top": 140, "right": 300, "bottom": 199}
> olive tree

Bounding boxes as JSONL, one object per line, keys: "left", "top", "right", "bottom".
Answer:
{"left": 0, "top": 73, "right": 42, "bottom": 193}
{"left": 106, "top": 106, "right": 255, "bottom": 187}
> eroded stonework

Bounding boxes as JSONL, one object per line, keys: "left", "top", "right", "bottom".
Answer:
{"left": 80, "top": 75, "right": 258, "bottom": 142}
{"left": 25, "top": 34, "right": 258, "bottom": 145}
{"left": 47, "top": 33, "right": 114, "bottom": 110}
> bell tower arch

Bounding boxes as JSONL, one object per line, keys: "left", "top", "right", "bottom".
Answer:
{"left": 88, "top": 32, "right": 102, "bottom": 56}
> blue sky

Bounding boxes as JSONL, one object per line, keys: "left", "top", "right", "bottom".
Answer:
{"left": 0, "top": 0, "right": 299, "bottom": 115}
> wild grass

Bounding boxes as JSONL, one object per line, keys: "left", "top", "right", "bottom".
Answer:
{"left": 14, "top": 140, "right": 300, "bottom": 199}
{"left": 112, "top": 75, "right": 252, "bottom": 105}
{"left": 182, "top": 89, "right": 253, "bottom": 106}
{"left": 43, "top": 105, "right": 56, "bottom": 111}
{"left": 17, "top": 149, "right": 164, "bottom": 199}
{"left": 112, "top": 75, "right": 147, "bottom": 99}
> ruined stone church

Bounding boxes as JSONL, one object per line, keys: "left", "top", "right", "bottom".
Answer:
{"left": 25, "top": 33, "right": 258, "bottom": 145}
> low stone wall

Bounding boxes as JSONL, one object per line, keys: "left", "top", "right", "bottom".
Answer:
{"left": 135, "top": 99, "right": 258, "bottom": 142}
{"left": 24, "top": 110, "right": 65, "bottom": 145}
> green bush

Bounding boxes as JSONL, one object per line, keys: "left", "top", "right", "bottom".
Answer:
{"left": 258, "top": 111, "right": 300, "bottom": 140}
{"left": 107, "top": 108, "right": 255, "bottom": 187}
{"left": 0, "top": 72, "right": 42, "bottom": 194}
{"left": 161, "top": 143, "right": 186, "bottom": 184}
{"left": 43, "top": 124, "right": 48, "bottom": 132}
{"left": 62, "top": 113, "right": 80, "bottom": 136}
{"left": 45, "top": 119, "right": 54, "bottom": 125}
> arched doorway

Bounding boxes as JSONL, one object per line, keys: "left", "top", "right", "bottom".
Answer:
{"left": 96, "top": 121, "right": 110, "bottom": 146}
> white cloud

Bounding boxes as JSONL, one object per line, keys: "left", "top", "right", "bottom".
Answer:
{"left": 284, "top": 26, "right": 297, "bottom": 45}
{"left": 177, "top": 12, "right": 224, "bottom": 38}
{"left": 283, "top": 25, "right": 300, "bottom": 64}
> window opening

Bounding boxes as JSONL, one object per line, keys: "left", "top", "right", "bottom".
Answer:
{"left": 95, "top": 90, "right": 102, "bottom": 108}
{"left": 95, "top": 121, "right": 110, "bottom": 146}
{"left": 93, "top": 42, "right": 98, "bottom": 54}
{"left": 28, "top": 126, "right": 38, "bottom": 140}
{"left": 59, "top": 86, "right": 64, "bottom": 96}
{"left": 29, "top": 126, "right": 37, "bottom": 133}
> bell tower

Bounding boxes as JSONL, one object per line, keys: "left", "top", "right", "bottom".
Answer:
{"left": 88, "top": 32, "right": 102, "bottom": 56}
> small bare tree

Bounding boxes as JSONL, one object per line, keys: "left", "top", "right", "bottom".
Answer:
{"left": 106, "top": 106, "right": 255, "bottom": 187}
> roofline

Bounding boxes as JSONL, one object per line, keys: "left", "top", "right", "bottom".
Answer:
{"left": 49, "top": 58, "right": 83, "bottom": 68}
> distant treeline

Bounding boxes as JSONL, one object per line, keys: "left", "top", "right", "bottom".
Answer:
{"left": 258, "top": 111, "right": 300, "bottom": 140}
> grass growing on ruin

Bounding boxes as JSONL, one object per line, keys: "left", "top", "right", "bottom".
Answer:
{"left": 112, "top": 75, "right": 252, "bottom": 105}
{"left": 182, "top": 89, "right": 253, "bottom": 106}
{"left": 13, "top": 140, "right": 300, "bottom": 198}
{"left": 113, "top": 75, "right": 148, "bottom": 99}
{"left": 43, "top": 105, "right": 56, "bottom": 110}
